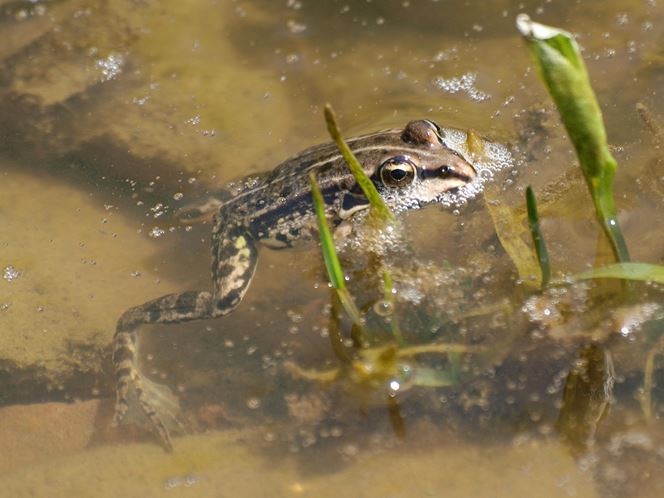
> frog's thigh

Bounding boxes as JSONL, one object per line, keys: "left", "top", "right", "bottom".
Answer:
{"left": 213, "top": 232, "right": 258, "bottom": 312}
{"left": 117, "top": 228, "right": 259, "bottom": 328}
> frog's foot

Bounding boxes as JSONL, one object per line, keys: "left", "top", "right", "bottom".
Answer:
{"left": 113, "top": 366, "right": 183, "bottom": 452}
{"left": 113, "top": 325, "right": 184, "bottom": 451}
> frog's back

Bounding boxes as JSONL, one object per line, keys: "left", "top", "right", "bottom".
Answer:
{"left": 232, "top": 128, "right": 407, "bottom": 207}
{"left": 177, "top": 129, "right": 399, "bottom": 224}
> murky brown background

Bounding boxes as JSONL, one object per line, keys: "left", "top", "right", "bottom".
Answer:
{"left": 0, "top": 0, "right": 662, "bottom": 496}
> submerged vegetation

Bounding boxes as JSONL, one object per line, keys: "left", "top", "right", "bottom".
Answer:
{"left": 300, "top": 17, "right": 664, "bottom": 448}
{"left": 303, "top": 106, "right": 472, "bottom": 396}
{"left": 525, "top": 186, "right": 551, "bottom": 287}
{"left": 517, "top": 16, "right": 664, "bottom": 284}
{"left": 1, "top": 1, "right": 662, "bottom": 495}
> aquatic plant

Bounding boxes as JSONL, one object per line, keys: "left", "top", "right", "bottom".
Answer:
{"left": 324, "top": 104, "right": 394, "bottom": 224}
{"left": 308, "top": 171, "right": 362, "bottom": 328}
{"left": 573, "top": 263, "right": 664, "bottom": 284}
{"left": 302, "top": 109, "right": 477, "bottom": 394}
{"left": 517, "top": 15, "right": 664, "bottom": 427}
{"left": 305, "top": 173, "right": 474, "bottom": 393}
{"left": 517, "top": 14, "right": 629, "bottom": 263}
{"left": 525, "top": 186, "right": 551, "bottom": 287}
{"left": 517, "top": 16, "right": 664, "bottom": 285}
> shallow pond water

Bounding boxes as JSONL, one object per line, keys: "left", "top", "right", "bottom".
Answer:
{"left": 0, "top": 0, "right": 663, "bottom": 496}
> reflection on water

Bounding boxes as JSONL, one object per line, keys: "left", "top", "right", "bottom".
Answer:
{"left": 0, "top": 0, "right": 663, "bottom": 496}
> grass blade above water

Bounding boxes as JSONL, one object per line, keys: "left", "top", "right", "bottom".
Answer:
{"left": 517, "top": 15, "right": 630, "bottom": 263}
{"left": 309, "top": 171, "right": 363, "bottom": 327}
{"left": 324, "top": 104, "right": 394, "bottom": 224}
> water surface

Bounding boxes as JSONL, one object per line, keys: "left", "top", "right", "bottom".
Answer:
{"left": 0, "top": 0, "right": 662, "bottom": 496}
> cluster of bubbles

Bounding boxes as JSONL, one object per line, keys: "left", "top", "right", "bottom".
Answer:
{"left": 2, "top": 265, "right": 20, "bottom": 282}
{"left": 96, "top": 53, "right": 124, "bottom": 82}
{"left": 435, "top": 127, "right": 513, "bottom": 208}
{"left": 377, "top": 127, "right": 513, "bottom": 214}
{"left": 343, "top": 130, "right": 512, "bottom": 255}
{"left": 433, "top": 73, "right": 490, "bottom": 103}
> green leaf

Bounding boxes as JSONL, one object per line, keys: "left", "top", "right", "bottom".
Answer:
{"left": 526, "top": 186, "right": 551, "bottom": 286}
{"left": 309, "top": 172, "right": 363, "bottom": 325}
{"left": 324, "top": 104, "right": 394, "bottom": 224}
{"left": 516, "top": 15, "right": 629, "bottom": 263}
{"left": 573, "top": 262, "right": 664, "bottom": 284}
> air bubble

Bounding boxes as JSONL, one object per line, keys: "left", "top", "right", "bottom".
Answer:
{"left": 96, "top": 53, "right": 124, "bottom": 82}
{"left": 3, "top": 265, "right": 21, "bottom": 282}
{"left": 246, "top": 397, "right": 261, "bottom": 409}
{"left": 373, "top": 300, "right": 393, "bottom": 317}
{"left": 433, "top": 72, "right": 490, "bottom": 102}
{"left": 148, "top": 227, "right": 165, "bottom": 238}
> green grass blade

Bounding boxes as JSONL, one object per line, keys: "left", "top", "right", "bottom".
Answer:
{"left": 517, "top": 15, "right": 630, "bottom": 263}
{"left": 324, "top": 104, "right": 394, "bottom": 223}
{"left": 526, "top": 186, "right": 551, "bottom": 286}
{"left": 310, "top": 171, "right": 345, "bottom": 289}
{"left": 309, "top": 172, "right": 363, "bottom": 325}
{"left": 573, "top": 262, "right": 664, "bottom": 284}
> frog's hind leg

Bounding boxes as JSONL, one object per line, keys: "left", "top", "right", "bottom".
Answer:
{"left": 113, "top": 230, "right": 258, "bottom": 451}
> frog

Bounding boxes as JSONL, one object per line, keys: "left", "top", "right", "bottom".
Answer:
{"left": 112, "top": 119, "right": 478, "bottom": 450}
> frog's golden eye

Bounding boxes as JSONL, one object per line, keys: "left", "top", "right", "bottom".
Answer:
{"left": 379, "top": 156, "right": 417, "bottom": 188}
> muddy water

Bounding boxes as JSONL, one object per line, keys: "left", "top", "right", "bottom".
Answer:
{"left": 0, "top": 0, "right": 662, "bottom": 496}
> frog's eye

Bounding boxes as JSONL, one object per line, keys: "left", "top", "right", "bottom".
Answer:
{"left": 379, "top": 157, "right": 417, "bottom": 188}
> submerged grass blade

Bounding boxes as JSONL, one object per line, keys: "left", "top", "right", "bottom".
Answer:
{"left": 636, "top": 102, "right": 664, "bottom": 145}
{"left": 309, "top": 172, "right": 363, "bottom": 325}
{"left": 641, "top": 346, "right": 658, "bottom": 422}
{"left": 409, "top": 366, "right": 458, "bottom": 387}
{"left": 516, "top": 15, "right": 630, "bottom": 263}
{"left": 484, "top": 184, "right": 542, "bottom": 288}
{"left": 573, "top": 262, "right": 664, "bottom": 284}
{"left": 395, "top": 343, "right": 483, "bottom": 357}
{"left": 324, "top": 104, "right": 394, "bottom": 224}
{"left": 382, "top": 270, "right": 405, "bottom": 346}
{"left": 526, "top": 186, "right": 551, "bottom": 286}
{"left": 328, "top": 289, "right": 353, "bottom": 364}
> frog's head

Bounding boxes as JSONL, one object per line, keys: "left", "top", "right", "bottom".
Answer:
{"left": 370, "top": 120, "right": 477, "bottom": 210}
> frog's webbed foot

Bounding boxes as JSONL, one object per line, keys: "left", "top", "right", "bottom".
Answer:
{"left": 112, "top": 365, "right": 183, "bottom": 452}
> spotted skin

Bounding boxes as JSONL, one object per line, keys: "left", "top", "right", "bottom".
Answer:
{"left": 112, "top": 222, "right": 257, "bottom": 450}
{"left": 112, "top": 120, "right": 477, "bottom": 450}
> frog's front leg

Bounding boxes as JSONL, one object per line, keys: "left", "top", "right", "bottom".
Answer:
{"left": 112, "top": 228, "right": 258, "bottom": 451}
